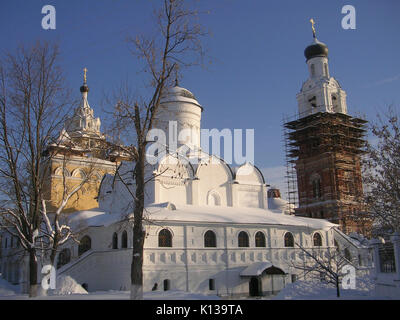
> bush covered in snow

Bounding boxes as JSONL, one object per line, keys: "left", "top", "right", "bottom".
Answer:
{"left": 51, "top": 276, "right": 88, "bottom": 295}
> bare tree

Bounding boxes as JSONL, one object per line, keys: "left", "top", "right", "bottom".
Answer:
{"left": 108, "top": 0, "right": 207, "bottom": 299}
{"left": 0, "top": 42, "right": 73, "bottom": 296}
{"left": 363, "top": 106, "right": 400, "bottom": 237}
{"left": 40, "top": 154, "right": 98, "bottom": 268}
{"left": 288, "top": 241, "right": 353, "bottom": 297}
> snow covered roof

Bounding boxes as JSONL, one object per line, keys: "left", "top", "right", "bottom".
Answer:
{"left": 68, "top": 203, "right": 337, "bottom": 231}
{"left": 144, "top": 204, "right": 337, "bottom": 230}
{"left": 240, "top": 261, "right": 272, "bottom": 276}
{"left": 160, "top": 85, "right": 202, "bottom": 109}
{"left": 67, "top": 209, "right": 124, "bottom": 230}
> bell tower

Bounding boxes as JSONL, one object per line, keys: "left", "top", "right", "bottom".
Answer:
{"left": 284, "top": 20, "right": 370, "bottom": 235}
{"left": 44, "top": 69, "right": 131, "bottom": 213}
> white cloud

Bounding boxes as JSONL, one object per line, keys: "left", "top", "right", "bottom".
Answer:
{"left": 362, "top": 73, "right": 400, "bottom": 88}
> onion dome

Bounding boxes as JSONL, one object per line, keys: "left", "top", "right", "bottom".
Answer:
{"left": 80, "top": 84, "right": 89, "bottom": 93}
{"left": 304, "top": 38, "right": 329, "bottom": 61}
{"left": 80, "top": 67, "right": 89, "bottom": 93}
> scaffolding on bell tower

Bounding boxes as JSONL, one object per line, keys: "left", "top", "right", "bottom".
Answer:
{"left": 282, "top": 114, "right": 298, "bottom": 214}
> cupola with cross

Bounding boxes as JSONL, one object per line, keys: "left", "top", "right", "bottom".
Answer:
{"left": 296, "top": 19, "right": 347, "bottom": 117}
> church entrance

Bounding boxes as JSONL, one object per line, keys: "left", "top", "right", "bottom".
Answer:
{"left": 249, "top": 277, "right": 262, "bottom": 296}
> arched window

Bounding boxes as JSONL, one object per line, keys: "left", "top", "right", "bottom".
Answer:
{"left": 332, "top": 94, "right": 340, "bottom": 113}
{"left": 312, "top": 178, "right": 322, "bottom": 199}
{"left": 308, "top": 95, "right": 317, "bottom": 109}
{"left": 255, "top": 232, "right": 266, "bottom": 247}
{"left": 311, "top": 64, "right": 315, "bottom": 77}
{"left": 238, "top": 231, "right": 249, "bottom": 248}
{"left": 57, "top": 248, "right": 71, "bottom": 269}
{"left": 163, "top": 279, "right": 170, "bottom": 291}
{"left": 78, "top": 236, "right": 91, "bottom": 256}
{"left": 112, "top": 232, "right": 118, "bottom": 249}
{"left": 204, "top": 230, "right": 216, "bottom": 248}
{"left": 313, "top": 233, "right": 322, "bottom": 247}
{"left": 284, "top": 232, "right": 294, "bottom": 248}
{"left": 324, "top": 63, "right": 329, "bottom": 77}
{"left": 121, "top": 230, "right": 128, "bottom": 249}
{"left": 158, "top": 229, "right": 172, "bottom": 247}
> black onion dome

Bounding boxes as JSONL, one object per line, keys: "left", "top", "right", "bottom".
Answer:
{"left": 304, "top": 40, "right": 328, "bottom": 61}
{"left": 80, "top": 84, "right": 89, "bottom": 93}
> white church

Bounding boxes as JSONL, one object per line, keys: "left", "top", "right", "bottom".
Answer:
{"left": 0, "top": 31, "right": 373, "bottom": 298}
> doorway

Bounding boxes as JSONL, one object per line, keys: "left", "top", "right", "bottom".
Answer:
{"left": 249, "top": 277, "right": 262, "bottom": 296}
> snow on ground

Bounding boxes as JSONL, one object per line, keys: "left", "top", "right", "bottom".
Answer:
{"left": 273, "top": 275, "right": 391, "bottom": 300}
{"left": 0, "top": 273, "right": 393, "bottom": 300}
{"left": 51, "top": 275, "right": 88, "bottom": 295}
{"left": 0, "top": 288, "right": 221, "bottom": 300}
{"left": 0, "top": 274, "right": 220, "bottom": 300}
{"left": 0, "top": 276, "right": 19, "bottom": 296}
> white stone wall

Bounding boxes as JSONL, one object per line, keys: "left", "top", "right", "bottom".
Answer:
{"left": 56, "top": 221, "right": 334, "bottom": 296}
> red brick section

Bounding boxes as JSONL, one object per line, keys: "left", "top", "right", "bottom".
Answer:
{"left": 284, "top": 112, "right": 371, "bottom": 235}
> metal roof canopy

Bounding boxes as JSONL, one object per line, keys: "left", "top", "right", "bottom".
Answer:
{"left": 239, "top": 261, "right": 286, "bottom": 277}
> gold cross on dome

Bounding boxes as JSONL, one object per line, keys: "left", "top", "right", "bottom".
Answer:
{"left": 83, "top": 67, "right": 88, "bottom": 83}
{"left": 310, "top": 18, "right": 316, "bottom": 38}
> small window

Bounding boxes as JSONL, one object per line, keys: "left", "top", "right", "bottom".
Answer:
{"left": 238, "top": 231, "right": 249, "bottom": 247}
{"left": 255, "top": 232, "right": 266, "bottom": 247}
{"left": 312, "top": 178, "right": 322, "bottom": 199}
{"left": 324, "top": 63, "right": 329, "bottom": 77}
{"left": 204, "top": 230, "right": 217, "bottom": 248}
{"left": 313, "top": 233, "right": 322, "bottom": 247}
{"left": 209, "top": 279, "right": 215, "bottom": 291}
{"left": 121, "top": 230, "right": 128, "bottom": 248}
{"left": 78, "top": 236, "right": 91, "bottom": 256}
{"left": 57, "top": 248, "right": 71, "bottom": 269}
{"left": 163, "top": 279, "right": 170, "bottom": 291}
{"left": 311, "top": 64, "right": 315, "bottom": 77}
{"left": 112, "top": 232, "right": 118, "bottom": 249}
{"left": 284, "top": 232, "right": 294, "bottom": 248}
{"left": 291, "top": 274, "right": 297, "bottom": 283}
{"left": 159, "top": 229, "right": 172, "bottom": 247}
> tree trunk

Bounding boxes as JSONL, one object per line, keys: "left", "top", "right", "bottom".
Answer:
{"left": 130, "top": 148, "right": 146, "bottom": 300}
{"left": 336, "top": 281, "right": 340, "bottom": 298}
{"left": 28, "top": 249, "right": 38, "bottom": 297}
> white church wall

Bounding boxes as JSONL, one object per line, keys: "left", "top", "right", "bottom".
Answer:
{"left": 196, "top": 159, "right": 233, "bottom": 207}
{"left": 55, "top": 218, "right": 339, "bottom": 296}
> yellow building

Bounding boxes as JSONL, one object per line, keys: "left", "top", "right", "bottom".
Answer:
{"left": 44, "top": 70, "right": 131, "bottom": 213}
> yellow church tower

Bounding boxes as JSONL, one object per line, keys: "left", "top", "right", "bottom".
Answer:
{"left": 44, "top": 69, "right": 132, "bottom": 213}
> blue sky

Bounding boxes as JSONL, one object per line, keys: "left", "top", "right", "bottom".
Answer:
{"left": 1, "top": 0, "right": 399, "bottom": 196}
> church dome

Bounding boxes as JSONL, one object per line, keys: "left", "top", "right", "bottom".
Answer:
{"left": 304, "top": 39, "right": 328, "bottom": 61}
{"left": 80, "top": 84, "right": 89, "bottom": 93}
{"left": 160, "top": 84, "right": 202, "bottom": 109}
